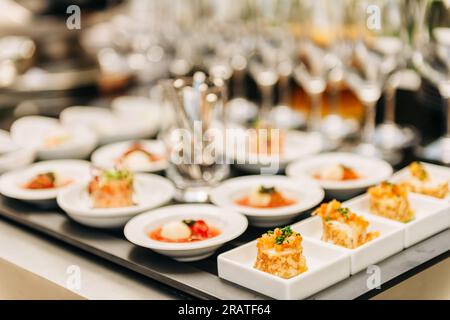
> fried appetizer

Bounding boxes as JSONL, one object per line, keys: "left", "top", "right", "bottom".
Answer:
{"left": 88, "top": 169, "right": 134, "bottom": 208}
{"left": 314, "top": 200, "right": 379, "bottom": 249}
{"left": 400, "top": 162, "right": 449, "bottom": 199}
{"left": 254, "top": 226, "right": 307, "bottom": 279}
{"left": 368, "top": 182, "right": 415, "bottom": 223}
{"left": 235, "top": 186, "right": 296, "bottom": 208}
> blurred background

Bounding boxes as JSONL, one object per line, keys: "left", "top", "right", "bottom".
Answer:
{"left": 0, "top": 0, "right": 449, "bottom": 165}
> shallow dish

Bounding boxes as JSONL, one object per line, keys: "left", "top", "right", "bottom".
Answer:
{"left": 57, "top": 174, "right": 175, "bottom": 228}
{"left": 91, "top": 140, "right": 167, "bottom": 173}
{"left": 0, "top": 130, "right": 35, "bottom": 174}
{"left": 226, "top": 129, "right": 323, "bottom": 174}
{"left": 293, "top": 216, "right": 404, "bottom": 274}
{"left": 286, "top": 153, "right": 393, "bottom": 200}
{"left": 210, "top": 175, "right": 324, "bottom": 227}
{"left": 60, "top": 106, "right": 158, "bottom": 145}
{"left": 10, "top": 116, "right": 97, "bottom": 160}
{"left": 111, "top": 96, "right": 160, "bottom": 134}
{"left": 124, "top": 204, "right": 248, "bottom": 262}
{"left": 217, "top": 236, "right": 350, "bottom": 300}
{"left": 0, "top": 160, "right": 91, "bottom": 207}
{"left": 345, "top": 193, "right": 450, "bottom": 248}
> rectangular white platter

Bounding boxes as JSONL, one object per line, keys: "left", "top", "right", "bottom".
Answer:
{"left": 390, "top": 162, "right": 450, "bottom": 202}
{"left": 345, "top": 193, "right": 450, "bottom": 248}
{"left": 217, "top": 237, "right": 350, "bottom": 300}
{"left": 293, "top": 216, "right": 404, "bottom": 274}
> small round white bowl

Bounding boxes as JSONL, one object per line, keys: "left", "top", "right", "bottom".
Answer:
{"left": 124, "top": 204, "right": 248, "bottom": 262}
{"left": 0, "top": 160, "right": 91, "bottom": 207}
{"left": 286, "top": 152, "right": 394, "bottom": 200}
{"left": 91, "top": 140, "right": 167, "bottom": 173}
{"left": 10, "top": 116, "right": 97, "bottom": 160}
{"left": 111, "top": 96, "right": 160, "bottom": 139}
{"left": 0, "top": 130, "right": 35, "bottom": 174}
{"left": 60, "top": 106, "right": 158, "bottom": 145}
{"left": 225, "top": 129, "right": 323, "bottom": 174}
{"left": 210, "top": 175, "right": 325, "bottom": 227}
{"left": 57, "top": 174, "right": 175, "bottom": 229}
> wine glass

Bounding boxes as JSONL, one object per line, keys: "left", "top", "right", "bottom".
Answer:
{"left": 365, "top": 0, "right": 419, "bottom": 153}
{"left": 414, "top": 0, "right": 450, "bottom": 163}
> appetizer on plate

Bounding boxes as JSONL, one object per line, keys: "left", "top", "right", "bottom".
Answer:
{"left": 368, "top": 182, "right": 415, "bottom": 223}
{"left": 399, "top": 162, "right": 449, "bottom": 199}
{"left": 254, "top": 226, "right": 307, "bottom": 279}
{"left": 22, "top": 172, "right": 72, "bottom": 190}
{"left": 116, "top": 142, "right": 164, "bottom": 168}
{"left": 88, "top": 169, "right": 135, "bottom": 208}
{"left": 314, "top": 164, "right": 360, "bottom": 181}
{"left": 149, "top": 219, "right": 221, "bottom": 243}
{"left": 249, "top": 120, "right": 285, "bottom": 155}
{"left": 313, "top": 200, "right": 379, "bottom": 249}
{"left": 235, "top": 185, "right": 296, "bottom": 209}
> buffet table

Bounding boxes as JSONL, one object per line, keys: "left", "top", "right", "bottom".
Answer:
{"left": 0, "top": 194, "right": 448, "bottom": 300}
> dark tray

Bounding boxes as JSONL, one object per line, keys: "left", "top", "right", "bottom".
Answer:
{"left": 0, "top": 194, "right": 448, "bottom": 300}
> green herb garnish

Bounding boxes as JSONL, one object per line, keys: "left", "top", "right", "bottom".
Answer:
{"left": 259, "top": 186, "right": 276, "bottom": 195}
{"left": 338, "top": 207, "right": 350, "bottom": 219}
{"left": 42, "top": 172, "right": 56, "bottom": 183}
{"left": 102, "top": 169, "right": 133, "bottom": 181}
{"left": 274, "top": 226, "right": 294, "bottom": 244}
{"left": 182, "top": 220, "right": 196, "bottom": 227}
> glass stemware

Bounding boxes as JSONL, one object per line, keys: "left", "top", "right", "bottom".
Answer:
{"left": 414, "top": 0, "right": 450, "bottom": 163}
{"left": 367, "top": 0, "right": 419, "bottom": 153}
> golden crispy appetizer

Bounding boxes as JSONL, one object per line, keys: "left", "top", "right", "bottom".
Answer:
{"left": 400, "top": 162, "right": 449, "bottom": 199}
{"left": 249, "top": 120, "right": 285, "bottom": 155}
{"left": 254, "top": 226, "right": 307, "bottom": 279}
{"left": 314, "top": 200, "right": 379, "bottom": 249}
{"left": 88, "top": 169, "right": 134, "bottom": 208}
{"left": 368, "top": 182, "right": 415, "bottom": 223}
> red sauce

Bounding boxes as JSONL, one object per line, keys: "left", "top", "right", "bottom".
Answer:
{"left": 149, "top": 220, "right": 221, "bottom": 243}
{"left": 235, "top": 193, "right": 296, "bottom": 209}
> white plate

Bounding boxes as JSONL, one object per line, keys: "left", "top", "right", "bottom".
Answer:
{"left": 293, "top": 216, "right": 404, "bottom": 274}
{"left": 10, "top": 116, "right": 97, "bottom": 160}
{"left": 124, "top": 204, "right": 248, "bottom": 262}
{"left": 60, "top": 106, "right": 158, "bottom": 145}
{"left": 225, "top": 129, "right": 323, "bottom": 173}
{"left": 218, "top": 236, "right": 350, "bottom": 300}
{"left": 0, "top": 160, "right": 91, "bottom": 207}
{"left": 0, "top": 130, "right": 35, "bottom": 174}
{"left": 110, "top": 97, "right": 160, "bottom": 139}
{"left": 111, "top": 96, "right": 160, "bottom": 131}
{"left": 390, "top": 162, "right": 450, "bottom": 201}
{"left": 210, "top": 175, "right": 324, "bottom": 227}
{"left": 91, "top": 140, "right": 167, "bottom": 172}
{"left": 57, "top": 173, "right": 175, "bottom": 228}
{"left": 286, "top": 153, "right": 393, "bottom": 200}
{"left": 345, "top": 193, "right": 450, "bottom": 248}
